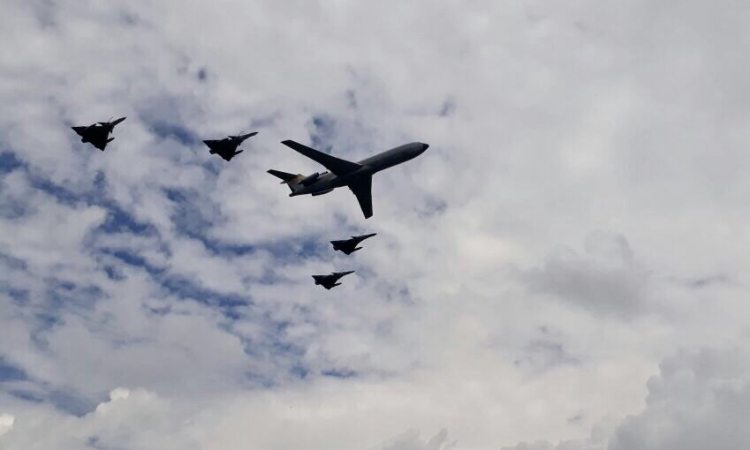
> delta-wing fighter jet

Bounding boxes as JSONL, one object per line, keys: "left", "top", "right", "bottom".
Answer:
{"left": 203, "top": 132, "right": 258, "bottom": 161}
{"left": 268, "top": 140, "right": 429, "bottom": 219}
{"left": 71, "top": 117, "right": 126, "bottom": 151}
{"left": 331, "top": 233, "right": 377, "bottom": 255}
{"left": 312, "top": 271, "right": 354, "bottom": 290}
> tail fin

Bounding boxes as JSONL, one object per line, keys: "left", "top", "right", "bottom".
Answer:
{"left": 267, "top": 170, "right": 304, "bottom": 193}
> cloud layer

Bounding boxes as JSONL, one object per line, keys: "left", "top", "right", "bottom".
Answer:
{"left": 2, "top": 0, "right": 750, "bottom": 449}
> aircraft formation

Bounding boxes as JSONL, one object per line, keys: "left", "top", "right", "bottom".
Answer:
{"left": 70, "top": 118, "right": 428, "bottom": 290}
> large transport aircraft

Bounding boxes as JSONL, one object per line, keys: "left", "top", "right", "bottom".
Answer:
{"left": 268, "top": 140, "right": 429, "bottom": 219}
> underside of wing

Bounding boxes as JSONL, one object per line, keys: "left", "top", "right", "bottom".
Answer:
{"left": 90, "top": 135, "right": 110, "bottom": 150}
{"left": 80, "top": 127, "right": 109, "bottom": 148}
{"left": 203, "top": 140, "right": 223, "bottom": 151}
{"left": 348, "top": 175, "right": 373, "bottom": 219}
{"left": 281, "top": 140, "right": 362, "bottom": 175}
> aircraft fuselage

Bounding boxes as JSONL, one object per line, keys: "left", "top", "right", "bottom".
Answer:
{"left": 290, "top": 142, "right": 428, "bottom": 197}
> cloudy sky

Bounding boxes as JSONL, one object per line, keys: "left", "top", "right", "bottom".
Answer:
{"left": 2, "top": 0, "right": 750, "bottom": 449}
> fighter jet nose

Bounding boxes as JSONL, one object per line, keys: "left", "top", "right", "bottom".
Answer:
{"left": 421, "top": 143, "right": 429, "bottom": 151}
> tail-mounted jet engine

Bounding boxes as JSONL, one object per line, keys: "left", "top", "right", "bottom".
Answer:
{"left": 300, "top": 172, "right": 320, "bottom": 186}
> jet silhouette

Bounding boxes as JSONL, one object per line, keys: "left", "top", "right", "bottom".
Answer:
{"left": 268, "top": 140, "right": 429, "bottom": 219}
{"left": 71, "top": 117, "right": 126, "bottom": 151}
{"left": 312, "top": 271, "right": 354, "bottom": 290}
{"left": 331, "top": 233, "right": 377, "bottom": 255}
{"left": 203, "top": 132, "right": 258, "bottom": 161}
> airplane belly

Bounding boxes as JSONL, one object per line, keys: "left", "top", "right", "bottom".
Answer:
{"left": 307, "top": 178, "right": 337, "bottom": 195}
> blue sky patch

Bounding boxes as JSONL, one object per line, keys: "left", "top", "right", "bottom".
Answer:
{"left": 309, "top": 115, "right": 336, "bottom": 153}
{"left": 150, "top": 122, "right": 200, "bottom": 146}
{"left": 0, "top": 357, "right": 27, "bottom": 382}
{"left": 0, "top": 152, "right": 23, "bottom": 174}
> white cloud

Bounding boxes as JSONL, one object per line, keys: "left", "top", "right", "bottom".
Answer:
{"left": 505, "top": 346, "right": 750, "bottom": 450}
{"left": 1, "top": 0, "right": 750, "bottom": 449}
{"left": 521, "top": 232, "right": 650, "bottom": 318}
{"left": 0, "top": 414, "right": 14, "bottom": 437}
{"left": 377, "top": 429, "right": 456, "bottom": 450}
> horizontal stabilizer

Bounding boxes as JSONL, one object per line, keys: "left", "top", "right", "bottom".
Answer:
{"left": 267, "top": 169, "right": 302, "bottom": 184}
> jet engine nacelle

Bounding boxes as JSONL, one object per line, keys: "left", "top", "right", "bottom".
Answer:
{"left": 300, "top": 172, "right": 320, "bottom": 186}
{"left": 312, "top": 188, "right": 334, "bottom": 196}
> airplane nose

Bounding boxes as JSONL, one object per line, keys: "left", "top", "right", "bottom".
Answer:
{"left": 418, "top": 143, "right": 429, "bottom": 152}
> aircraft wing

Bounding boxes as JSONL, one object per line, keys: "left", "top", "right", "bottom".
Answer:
{"left": 348, "top": 175, "right": 373, "bottom": 219}
{"left": 87, "top": 129, "right": 111, "bottom": 150}
{"left": 203, "top": 140, "right": 223, "bottom": 151}
{"left": 281, "top": 140, "right": 362, "bottom": 175}
{"left": 204, "top": 140, "right": 235, "bottom": 160}
{"left": 91, "top": 139, "right": 109, "bottom": 151}
{"left": 71, "top": 126, "right": 88, "bottom": 136}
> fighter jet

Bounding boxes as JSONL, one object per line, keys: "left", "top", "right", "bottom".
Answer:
{"left": 71, "top": 117, "right": 126, "bottom": 151}
{"left": 331, "top": 233, "right": 377, "bottom": 255}
{"left": 312, "top": 271, "right": 355, "bottom": 290}
{"left": 268, "top": 140, "right": 429, "bottom": 219}
{"left": 203, "top": 131, "right": 258, "bottom": 161}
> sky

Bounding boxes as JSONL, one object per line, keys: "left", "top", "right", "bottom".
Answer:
{"left": 1, "top": 0, "right": 750, "bottom": 449}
